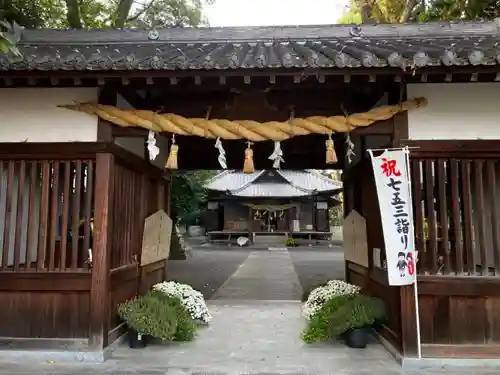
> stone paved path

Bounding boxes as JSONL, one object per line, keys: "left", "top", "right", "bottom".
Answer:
{"left": 211, "top": 250, "right": 303, "bottom": 300}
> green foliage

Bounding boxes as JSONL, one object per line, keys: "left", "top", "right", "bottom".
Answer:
{"left": 301, "top": 294, "right": 387, "bottom": 343}
{"left": 328, "top": 294, "right": 387, "bottom": 338}
{"left": 170, "top": 170, "right": 216, "bottom": 223}
{"left": 301, "top": 294, "right": 356, "bottom": 343}
{"left": 0, "top": 0, "right": 214, "bottom": 30}
{"left": 285, "top": 237, "right": 297, "bottom": 247}
{"left": 118, "top": 290, "right": 196, "bottom": 341}
{"left": 337, "top": 0, "right": 500, "bottom": 24}
{"left": 0, "top": 19, "right": 20, "bottom": 55}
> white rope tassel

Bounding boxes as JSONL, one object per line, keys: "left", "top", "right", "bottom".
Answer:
{"left": 345, "top": 133, "right": 355, "bottom": 164}
{"left": 215, "top": 137, "right": 227, "bottom": 169}
{"left": 269, "top": 141, "right": 284, "bottom": 169}
{"left": 146, "top": 131, "right": 160, "bottom": 161}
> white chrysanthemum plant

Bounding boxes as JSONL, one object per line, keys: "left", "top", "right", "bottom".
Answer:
{"left": 302, "top": 280, "right": 361, "bottom": 320}
{"left": 153, "top": 281, "right": 212, "bottom": 325}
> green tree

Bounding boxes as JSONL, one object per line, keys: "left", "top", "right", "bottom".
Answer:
{"left": 338, "top": 0, "right": 500, "bottom": 24}
{"left": 0, "top": 19, "right": 20, "bottom": 54}
{"left": 170, "top": 170, "right": 216, "bottom": 224}
{"left": 0, "top": 0, "right": 214, "bottom": 29}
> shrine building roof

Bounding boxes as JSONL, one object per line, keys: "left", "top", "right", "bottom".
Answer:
{"left": 1, "top": 19, "right": 500, "bottom": 72}
{"left": 204, "top": 169, "right": 342, "bottom": 198}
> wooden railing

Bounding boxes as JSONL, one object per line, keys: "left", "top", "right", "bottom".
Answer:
{"left": 0, "top": 158, "right": 95, "bottom": 272}
{"left": 404, "top": 140, "right": 500, "bottom": 276}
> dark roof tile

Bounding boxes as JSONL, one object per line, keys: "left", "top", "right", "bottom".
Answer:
{"left": 2, "top": 20, "right": 500, "bottom": 72}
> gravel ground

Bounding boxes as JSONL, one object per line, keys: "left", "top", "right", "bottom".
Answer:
{"left": 166, "top": 248, "right": 251, "bottom": 299}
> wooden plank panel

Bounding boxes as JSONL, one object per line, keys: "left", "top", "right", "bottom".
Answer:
{"left": 418, "top": 275, "right": 500, "bottom": 297}
{"left": 0, "top": 290, "right": 90, "bottom": 338}
{"left": 432, "top": 295, "right": 451, "bottom": 344}
{"left": 436, "top": 159, "right": 450, "bottom": 274}
{"left": 486, "top": 160, "right": 500, "bottom": 274}
{"left": 485, "top": 297, "right": 500, "bottom": 342}
{"left": 474, "top": 160, "right": 488, "bottom": 275}
{"left": 417, "top": 295, "right": 435, "bottom": 343}
{"left": 0, "top": 272, "right": 91, "bottom": 291}
{"left": 72, "top": 161, "right": 82, "bottom": 269}
{"left": 449, "top": 297, "right": 487, "bottom": 344}
{"left": 37, "top": 162, "right": 51, "bottom": 271}
{"left": 48, "top": 161, "right": 60, "bottom": 271}
{"left": 424, "top": 160, "right": 438, "bottom": 273}
{"left": 83, "top": 160, "right": 94, "bottom": 268}
{"left": 449, "top": 159, "right": 463, "bottom": 275}
{"left": 25, "top": 162, "right": 38, "bottom": 271}
{"left": 461, "top": 160, "right": 475, "bottom": 275}
{"left": 60, "top": 161, "right": 71, "bottom": 270}
{"left": 411, "top": 159, "right": 424, "bottom": 274}
{"left": 2, "top": 161, "right": 15, "bottom": 269}
{"left": 13, "top": 160, "right": 25, "bottom": 270}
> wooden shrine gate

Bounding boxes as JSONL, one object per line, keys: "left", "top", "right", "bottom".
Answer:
{"left": 1, "top": 21, "right": 500, "bottom": 362}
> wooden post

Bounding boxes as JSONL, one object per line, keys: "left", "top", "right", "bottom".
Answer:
{"left": 89, "top": 153, "right": 114, "bottom": 350}
{"left": 400, "top": 285, "right": 419, "bottom": 357}
{"left": 391, "top": 106, "right": 420, "bottom": 358}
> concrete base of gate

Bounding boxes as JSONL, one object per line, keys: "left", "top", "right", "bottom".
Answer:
{"left": 0, "top": 334, "right": 126, "bottom": 363}
{"left": 377, "top": 331, "right": 500, "bottom": 370}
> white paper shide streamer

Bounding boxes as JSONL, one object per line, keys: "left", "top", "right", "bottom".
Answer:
{"left": 345, "top": 134, "right": 355, "bottom": 164}
{"left": 215, "top": 137, "right": 227, "bottom": 169}
{"left": 268, "top": 141, "right": 284, "bottom": 169}
{"left": 146, "top": 131, "right": 160, "bottom": 161}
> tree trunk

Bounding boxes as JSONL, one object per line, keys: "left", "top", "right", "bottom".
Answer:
{"left": 65, "top": 0, "right": 83, "bottom": 28}
{"left": 113, "top": 0, "right": 135, "bottom": 28}
{"left": 400, "top": 0, "right": 419, "bottom": 23}
{"left": 354, "top": 0, "right": 374, "bottom": 23}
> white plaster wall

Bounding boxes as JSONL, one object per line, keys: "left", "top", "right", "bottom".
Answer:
{"left": 407, "top": 83, "right": 500, "bottom": 140}
{"left": 0, "top": 88, "right": 98, "bottom": 142}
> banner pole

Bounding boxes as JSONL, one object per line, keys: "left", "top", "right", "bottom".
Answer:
{"left": 403, "top": 147, "right": 422, "bottom": 360}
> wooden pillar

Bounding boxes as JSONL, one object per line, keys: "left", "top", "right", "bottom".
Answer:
{"left": 400, "top": 285, "right": 419, "bottom": 357}
{"left": 89, "top": 153, "right": 114, "bottom": 350}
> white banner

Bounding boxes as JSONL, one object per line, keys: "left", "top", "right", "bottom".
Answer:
{"left": 369, "top": 149, "right": 416, "bottom": 286}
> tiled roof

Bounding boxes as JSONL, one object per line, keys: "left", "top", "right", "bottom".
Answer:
{"left": 205, "top": 169, "right": 342, "bottom": 197}
{"left": 2, "top": 20, "right": 500, "bottom": 72}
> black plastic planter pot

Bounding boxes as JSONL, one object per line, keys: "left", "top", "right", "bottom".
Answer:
{"left": 344, "top": 328, "right": 369, "bottom": 349}
{"left": 128, "top": 329, "right": 149, "bottom": 349}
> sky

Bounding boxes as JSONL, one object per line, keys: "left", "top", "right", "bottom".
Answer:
{"left": 204, "top": 0, "right": 349, "bottom": 27}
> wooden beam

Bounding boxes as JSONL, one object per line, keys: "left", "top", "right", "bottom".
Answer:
{"left": 89, "top": 153, "right": 114, "bottom": 350}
